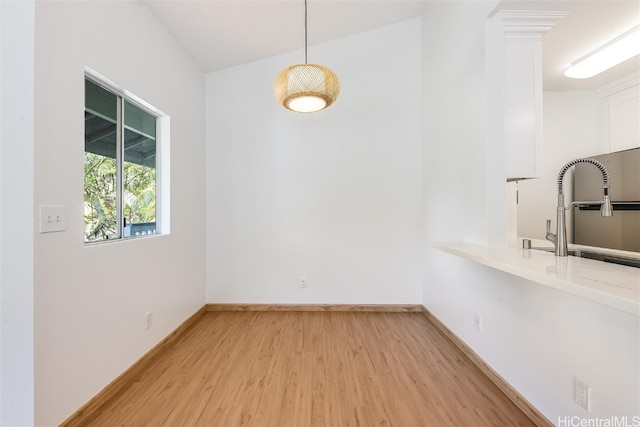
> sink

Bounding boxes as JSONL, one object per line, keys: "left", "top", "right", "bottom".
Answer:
{"left": 533, "top": 248, "right": 640, "bottom": 269}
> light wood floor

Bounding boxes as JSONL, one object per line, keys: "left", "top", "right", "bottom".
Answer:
{"left": 84, "top": 311, "right": 536, "bottom": 426}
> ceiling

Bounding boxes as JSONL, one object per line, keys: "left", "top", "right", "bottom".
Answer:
{"left": 504, "top": 0, "right": 640, "bottom": 90}
{"left": 142, "top": 0, "right": 640, "bottom": 91}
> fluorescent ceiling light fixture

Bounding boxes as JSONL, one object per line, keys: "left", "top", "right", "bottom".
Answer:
{"left": 564, "top": 25, "right": 640, "bottom": 79}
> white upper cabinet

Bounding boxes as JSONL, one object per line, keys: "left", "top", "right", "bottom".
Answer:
{"left": 597, "top": 73, "right": 640, "bottom": 153}
{"left": 487, "top": 10, "right": 568, "bottom": 180}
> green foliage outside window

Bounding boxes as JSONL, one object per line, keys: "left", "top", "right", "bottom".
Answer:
{"left": 84, "top": 152, "right": 156, "bottom": 241}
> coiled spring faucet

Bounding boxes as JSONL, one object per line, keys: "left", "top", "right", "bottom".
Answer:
{"left": 546, "top": 158, "right": 613, "bottom": 256}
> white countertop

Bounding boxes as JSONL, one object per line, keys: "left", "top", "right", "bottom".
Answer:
{"left": 433, "top": 241, "right": 640, "bottom": 316}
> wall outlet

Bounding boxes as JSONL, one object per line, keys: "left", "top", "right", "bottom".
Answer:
{"left": 300, "top": 276, "right": 308, "bottom": 288}
{"left": 575, "top": 377, "right": 591, "bottom": 412}
{"left": 473, "top": 313, "right": 482, "bottom": 332}
{"left": 144, "top": 311, "right": 153, "bottom": 330}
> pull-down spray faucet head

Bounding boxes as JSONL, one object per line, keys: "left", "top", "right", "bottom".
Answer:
{"left": 601, "top": 186, "right": 613, "bottom": 217}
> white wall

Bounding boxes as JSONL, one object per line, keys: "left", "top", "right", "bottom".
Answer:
{"left": 206, "top": 19, "right": 423, "bottom": 304}
{"left": 33, "top": 2, "right": 206, "bottom": 425}
{"left": 0, "top": 0, "right": 35, "bottom": 425}
{"left": 422, "top": 2, "right": 494, "bottom": 247}
{"left": 422, "top": 2, "right": 639, "bottom": 423}
{"left": 427, "top": 253, "right": 639, "bottom": 421}
{"left": 518, "top": 91, "right": 608, "bottom": 240}
{"left": 11, "top": 1, "right": 637, "bottom": 425}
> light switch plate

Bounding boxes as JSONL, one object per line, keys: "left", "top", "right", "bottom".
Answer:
{"left": 40, "top": 205, "right": 66, "bottom": 233}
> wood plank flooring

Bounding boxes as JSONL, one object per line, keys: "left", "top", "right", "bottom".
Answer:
{"left": 83, "top": 311, "right": 536, "bottom": 426}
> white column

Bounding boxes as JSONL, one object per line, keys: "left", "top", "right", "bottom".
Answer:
{"left": 493, "top": 10, "right": 569, "bottom": 180}
{"left": 0, "top": 0, "right": 36, "bottom": 424}
{"left": 485, "top": 9, "right": 568, "bottom": 246}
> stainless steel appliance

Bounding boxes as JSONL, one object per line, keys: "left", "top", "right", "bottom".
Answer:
{"left": 574, "top": 147, "right": 640, "bottom": 252}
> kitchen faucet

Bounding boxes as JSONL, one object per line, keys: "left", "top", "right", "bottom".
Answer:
{"left": 546, "top": 158, "right": 613, "bottom": 256}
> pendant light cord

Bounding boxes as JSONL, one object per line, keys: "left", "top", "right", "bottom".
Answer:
{"left": 304, "top": 0, "right": 308, "bottom": 64}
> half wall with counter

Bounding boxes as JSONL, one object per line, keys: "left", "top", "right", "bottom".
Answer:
{"left": 433, "top": 241, "right": 639, "bottom": 316}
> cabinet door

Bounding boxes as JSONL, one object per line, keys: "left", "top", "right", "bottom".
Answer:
{"left": 608, "top": 85, "right": 640, "bottom": 152}
{"left": 504, "top": 39, "right": 543, "bottom": 179}
{"left": 488, "top": 10, "right": 568, "bottom": 180}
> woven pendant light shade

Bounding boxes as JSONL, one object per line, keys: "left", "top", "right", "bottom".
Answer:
{"left": 274, "top": 63, "right": 340, "bottom": 113}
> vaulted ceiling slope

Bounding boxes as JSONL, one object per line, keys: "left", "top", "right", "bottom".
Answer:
{"left": 143, "top": 0, "right": 639, "bottom": 91}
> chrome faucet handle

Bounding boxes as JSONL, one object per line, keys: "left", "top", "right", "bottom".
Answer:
{"left": 546, "top": 219, "right": 552, "bottom": 234}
